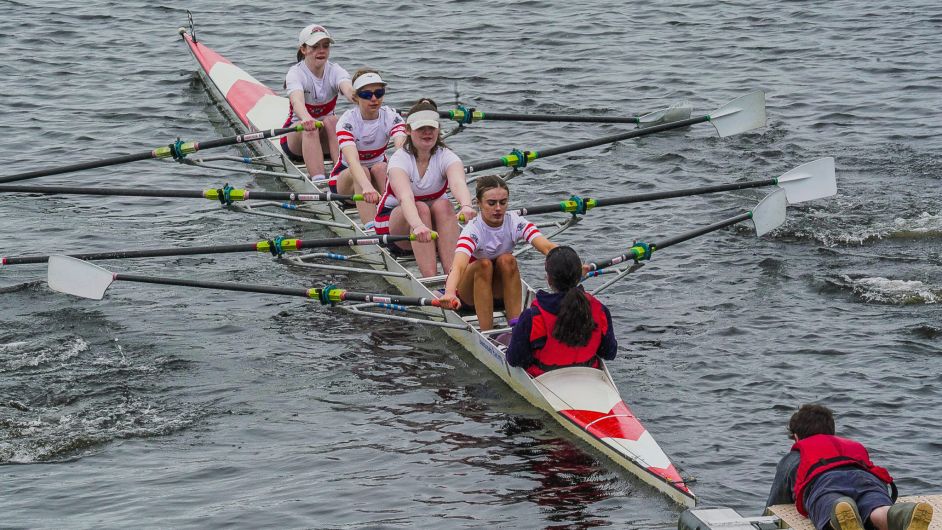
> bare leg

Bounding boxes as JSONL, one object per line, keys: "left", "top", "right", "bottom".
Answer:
{"left": 300, "top": 128, "right": 326, "bottom": 178}
{"left": 458, "top": 259, "right": 494, "bottom": 331}
{"left": 869, "top": 506, "right": 889, "bottom": 530}
{"left": 390, "top": 202, "right": 437, "bottom": 277}
{"left": 337, "top": 168, "right": 376, "bottom": 226}
{"left": 320, "top": 115, "right": 340, "bottom": 166}
{"left": 495, "top": 254, "right": 522, "bottom": 322}
{"left": 430, "top": 198, "right": 459, "bottom": 274}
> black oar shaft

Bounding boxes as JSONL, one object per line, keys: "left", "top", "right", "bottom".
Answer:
{"left": 337, "top": 291, "right": 438, "bottom": 306}
{"left": 458, "top": 112, "right": 641, "bottom": 124}
{"left": 0, "top": 127, "right": 299, "bottom": 184}
{"left": 0, "top": 184, "right": 354, "bottom": 202}
{"left": 592, "top": 179, "right": 778, "bottom": 208}
{"left": 2, "top": 235, "right": 414, "bottom": 266}
{"left": 653, "top": 212, "right": 750, "bottom": 251}
{"left": 0, "top": 185, "right": 205, "bottom": 198}
{"left": 115, "top": 274, "right": 313, "bottom": 298}
{"left": 463, "top": 115, "right": 708, "bottom": 173}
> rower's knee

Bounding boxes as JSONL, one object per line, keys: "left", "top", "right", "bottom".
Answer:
{"left": 495, "top": 254, "right": 518, "bottom": 273}
{"left": 475, "top": 258, "right": 493, "bottom": 279}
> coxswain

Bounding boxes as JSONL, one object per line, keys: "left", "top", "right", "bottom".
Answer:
{"left": 766, "top": 403, "right": 933, "bottom": 530}
{"left": 281, "top": 24, "right": 354, "bottom": 181}
{"left": 505, "top": 246, "right": 617, "bottom": 376}
{"left": 439, "top": 175, "right": 554, "bottom": 330}
{"left": 331, "top": 69, "right": 406, "bottom": 226}
{"left": 374, "top": 98, "right": 476, "bottom": 277}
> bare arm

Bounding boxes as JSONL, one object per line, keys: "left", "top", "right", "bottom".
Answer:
{"left": 338, "top": 79, "right": 355, "bottom": 104}
{"left": 388, "top": 167, "right": 425, "bottom": 231}
{"left": 440, "top": 252, "right": 471, "bottom": 309}
{"left": 530, "top": 236, "right": 557, "bottom": 255}
{"left": 445, "top": 161, "right": 475, "bottom": 221}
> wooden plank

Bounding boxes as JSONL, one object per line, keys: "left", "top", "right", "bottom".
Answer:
{"left": 768, "top": 495, "right": 941, "bottom": 529}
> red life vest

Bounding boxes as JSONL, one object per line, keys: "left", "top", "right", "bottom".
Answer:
{"left": 526, "top": 292, "right": 607, "bottom": 377}
{"left": 792, "top": 434, "right": 894, "bottom": 515}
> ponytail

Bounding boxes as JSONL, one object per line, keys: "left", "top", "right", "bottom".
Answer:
{"left": 545, "top": 246, "right": 595, "bottom": 346}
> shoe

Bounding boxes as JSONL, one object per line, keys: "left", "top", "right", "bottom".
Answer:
{"left": 887, "top": 502, "right": 933, "bottom": 530}
{"left": 830, "top": 497, "right": 864, "bottom": 530}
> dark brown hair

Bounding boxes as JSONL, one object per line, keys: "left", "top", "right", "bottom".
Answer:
{"left": 788, "top": 403, "right": 836, "bottom": 439}
{"left": 546, "top": 246, "right": 595, "bottom": 346}
{"left": 403, "top": 98, "right": 447, "bottom": 155}
{"left": 474, "top": 174, "right": 510, "bottom": 202}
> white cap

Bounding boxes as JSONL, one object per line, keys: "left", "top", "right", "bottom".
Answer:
{"left": 352, "top": 72, "right": 386, "bottom": 91}
{"left": 299, "top": 24, "right": 333, "bottom": 47}
{"left": 407, "top": 110, "right": 440, "bottom": 129}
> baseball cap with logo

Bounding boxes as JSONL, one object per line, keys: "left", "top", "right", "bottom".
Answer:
{"left": 298, "top": 24, "right": 334, "bottom": 47}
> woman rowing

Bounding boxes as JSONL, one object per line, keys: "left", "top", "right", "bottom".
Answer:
{"left": 506, "top": 246, "right": 617, "bottom": 377}
{"left": 331, "top": 69, "right": 407, "bottom": 225}
{"left": 440, "top": 175, "right": 555, "bottom": 330}
{"left": 375, "top": 98, "right": 476, "bottom": 277}
{"left": 281, "top": 24, "right": 355, "bottom": 181}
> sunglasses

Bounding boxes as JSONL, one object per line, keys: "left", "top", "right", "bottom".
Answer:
{"left": 356, "top": 88, "right": 386, "bottom": 100}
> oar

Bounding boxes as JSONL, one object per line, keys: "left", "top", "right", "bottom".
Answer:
{"left": 584, "top": 188, "right": 787, "bottom": 275}
{"left": 0, "top": 124, "right": 314, "bottom": 184}
{"left": 430, "top": 102, "right": 692, "bottom": 124}
{"left": 47, "top": 255, "right": 456, "bottom": 309}
{"left": 2, "top": 234, "right": 433, "bottom": 267}
{"left": 514, "top": 157, "right": 835, "bottom": 217}
{"left": 0, "top": 184, "right": 362, "bottom": 204}
{"left": 463, "top": 91, "right": 766, "bottom": 173}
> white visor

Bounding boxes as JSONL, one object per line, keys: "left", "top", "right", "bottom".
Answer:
{"left": 353, "top": 72, "right": 386, "bottom": 91}
{"left": 407, "top": 110, "right": 440, "bottom": 129}
{"left": 299, "top": 24, "right": 333, "bottom": 47}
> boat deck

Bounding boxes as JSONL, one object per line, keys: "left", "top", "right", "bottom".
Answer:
{"left": 767, "top": 495, "right": 942, "bottom": 529}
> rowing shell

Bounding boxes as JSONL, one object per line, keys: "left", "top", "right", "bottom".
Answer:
{"left": 181, "top": 30, "right": 696, "bottom": 507}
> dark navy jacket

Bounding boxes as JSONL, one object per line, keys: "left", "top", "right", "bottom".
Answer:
{"left": 506, "top": 288, "right": 617, "bottom": 370}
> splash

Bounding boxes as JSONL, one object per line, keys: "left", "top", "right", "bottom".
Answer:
{"left": 843, "top": 275, "right": 941, "bottom": 305}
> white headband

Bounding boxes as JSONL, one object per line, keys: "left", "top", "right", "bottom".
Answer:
{"left": 353, "top": 73, "right": 386, "bottom": 91}
{"left": 407, "top": 110, "right": 440, "bottom": 129}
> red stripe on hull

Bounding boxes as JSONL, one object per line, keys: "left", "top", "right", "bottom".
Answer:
{"left": 184, "top": 34, "right": 232, "bottom": 73}
{"left": 226, "top": 80, "right": 276, "bottom": 127}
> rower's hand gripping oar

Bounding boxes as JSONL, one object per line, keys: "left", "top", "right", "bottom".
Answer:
{"left": 463, "top": 91, "right": 766, "bottom": 173}
{"left": 0, "top": 124, "right": 320, "bottom": 184}
{"left": 0, "top": 183, "right": 364, "bottom": 205}
{"left": 46, "top": 256, "right": 459, "bottom": 310}
{"left": 584, "top": 188, "right": 788, "bottom": 279}
{"left": 514, "top": 157, "right": 836, "bottom": 217}
{"left": 2, "top": 233, "right": 437, "bottom": 267}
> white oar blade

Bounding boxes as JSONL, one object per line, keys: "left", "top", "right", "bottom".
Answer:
{"left": 638, "top": 101, "right": 693, "bottom": 128}
{"left": 48, "top": 255, "right": 114, "bottom": 300}
{"left": 777, "top": 157, "right": 837, "bottom": 204}
{"left": 708, "top": 90, "right": 766, "bottom": 137}
{"left": 751, "top": 188, "right": 787, "bottom": 237}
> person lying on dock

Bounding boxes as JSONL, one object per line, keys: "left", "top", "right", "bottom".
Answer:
{"left": 374, "top": 98, "right": 476, "bottom": 277}
{"left": 439, "top": 175, "right": 555, "bottom": 330}
{"left": 505, "top": 246, "right": 617, "bottom": 376}
{"left": 766, "top": 403, "right": 933, "bottom": 530}
{"left": 281, "top": 24, "right": 355, "bottom": 181}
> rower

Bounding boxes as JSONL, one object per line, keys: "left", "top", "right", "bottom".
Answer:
{"left": 439, "top": 175, "right": 554, "bottom": 330}
{"left": 281, "top": 24, "right": 355, "bottom": 181}
{"left": 506, "top": 246, "right": 617, "bottom": 377}
{"left": 330, "top": 69, "right": 407, "bottom": 226}
{"left": 374, "top": 98, "right": 476, "bottom": 277}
